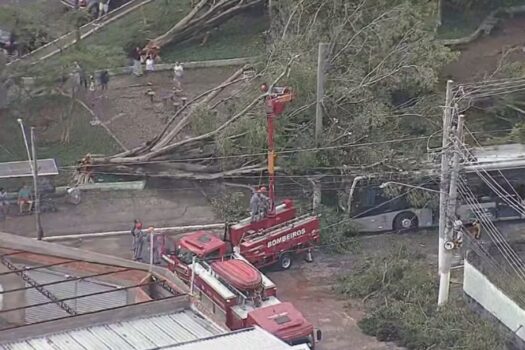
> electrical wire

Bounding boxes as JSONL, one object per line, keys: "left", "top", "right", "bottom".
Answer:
{"left": 465, "top": 126, "right": 524, "bottom": 203}
{"left": 461, "top": 232, "right": 525, "bottom": 306}
{"left": 51, "top": 128, "right": 518, "bottom": 171}
{"left": 457, "top": 179, "right": 525, "bottom": 283}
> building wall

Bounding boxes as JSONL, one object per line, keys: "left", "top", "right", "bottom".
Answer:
{"left": 463, "top": 260, "right": 525, "bottom": 341}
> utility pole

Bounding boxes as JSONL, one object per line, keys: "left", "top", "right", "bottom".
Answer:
{"left": 30, "top": 127, "right": 44, "bottom": 240}
{"left": 437, "top": 80, "right": 454, "bottom": 306}
{"left": 17, "top": 119, "right": 33, "bottom": 174}
{"left": 315, "top": 42, "right": 329, "bottom": 143}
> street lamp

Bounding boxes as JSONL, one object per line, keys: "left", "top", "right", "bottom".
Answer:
{"left": 17, "top": 118, "right": 43, "bottom": 240}
{"left": 17, "top": 119, "right": 33, "bottom": 173}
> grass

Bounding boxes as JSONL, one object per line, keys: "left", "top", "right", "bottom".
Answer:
{"left": 0, "top": 95, "right": 119, "bottom": 167}
{"left": 437, "top": 7, "right": 490, "bottom": 39}
{"left": 0, "top": 0, "right": 74, "bottom": 43}
{"left": 437, "top": 0, "right": 525, "bottom": 40}
{"left": 25, "top": 1, "right": 267, "bottom": 76}
{"left": 161, "top": 13, "right": 268, "bottom": 62}
{"left": 20, "top": 1, "right": 193, "bottom": 76}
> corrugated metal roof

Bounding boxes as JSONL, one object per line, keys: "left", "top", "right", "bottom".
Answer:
{"left": 22, "top": 268, "right": 128, "bottom": 324}
{"left": 172, "top": 327, "right": 294, "bottom": 350}
{"left": 0, "top": 310, "right": 224, "bottom": 350}
{"left": 0, "top": 159, "right": 58, "bottom": 179}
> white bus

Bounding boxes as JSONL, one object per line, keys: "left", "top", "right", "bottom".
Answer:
{"left": 350, "top": 144, "right": 525, "bottom": 233}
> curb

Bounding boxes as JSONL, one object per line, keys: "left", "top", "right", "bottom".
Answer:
{"left": 98, "top": 57, "right": 257, "bottom": 76}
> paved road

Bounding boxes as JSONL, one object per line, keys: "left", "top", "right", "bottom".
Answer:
{"left": 0, "top": 185, "right": 216, "bottom": 237}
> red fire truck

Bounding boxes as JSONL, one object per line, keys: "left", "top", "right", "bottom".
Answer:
{"left": 218, "top": 84, "right": 321, "bottom": 270}
{"left": 167, "top": 85, "right": 320, "bottom": 271}
{"left": 162, "top": 231, "right": 322, "bottom": 348}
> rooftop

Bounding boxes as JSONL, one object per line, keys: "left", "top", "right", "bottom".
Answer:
{"left": 0, "top": 246, "right": 182, "bottom": 332}
{"left": 0, "top": 310, "right": 224, "bottom": 350}
{"left": 0, "top": 159, "right": 58, "bottom": 179}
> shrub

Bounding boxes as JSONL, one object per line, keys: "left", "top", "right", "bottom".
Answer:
{"left": 338, "top": 244, "right": 508, "bottom": 350}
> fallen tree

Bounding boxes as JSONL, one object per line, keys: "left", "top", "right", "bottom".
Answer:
{"left": 90, "top": 57, "right": 297, "bottom": 180}
{"left": 145, "top": 0, "right": 265, "bottom": 50}
{"left": 88, "top": 0, "right": 456, "bottom": 185}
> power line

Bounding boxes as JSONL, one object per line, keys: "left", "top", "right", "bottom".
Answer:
{"left": 49, "top": 128, "right": 518, "bottom": 172}
{"left": 457, "top": 179, "right": 525, "bottom": 283}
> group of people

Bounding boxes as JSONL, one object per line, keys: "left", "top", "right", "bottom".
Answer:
{"left": 130, "top": 219, "right": 163, "bottom": 263}
{"left": 250, "top": 186, "right": 271, "bottom": 222}
{"left": 72, "top": 61, "right": 110, "bottom": 92}
{"left": 0, "top": 185, "right": 34, "bottom": 220}
{"left": 129, "top": 46, "right": 184, "bottom": 90}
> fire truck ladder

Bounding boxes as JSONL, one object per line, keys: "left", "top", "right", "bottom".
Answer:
{"left": 249, "top": 213, "right": 317, "bottom": 242}
{"left": 0, "top": 256, "right": 78, "bottom": 316}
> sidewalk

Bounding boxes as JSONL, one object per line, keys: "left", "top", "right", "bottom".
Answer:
{"left": 0, "top": 187, "right": 216, "bottom": 237}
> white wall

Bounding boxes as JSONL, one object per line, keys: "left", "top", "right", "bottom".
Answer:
{"left": 463, "top": 260, "right": 525, "bottom": 340}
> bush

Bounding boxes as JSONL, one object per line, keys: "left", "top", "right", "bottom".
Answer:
{"left": 210, "top": 191, "right": 247, "bottom": 223}
{"left": 338, "top": 244, "right": 508, "bottom": 350}
{"left": 318, "top": 205, "right": 359, "bottom": 254}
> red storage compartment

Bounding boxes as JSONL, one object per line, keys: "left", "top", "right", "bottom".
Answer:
{"left": 212, "top": 260, "right": 262, "bottom": 291}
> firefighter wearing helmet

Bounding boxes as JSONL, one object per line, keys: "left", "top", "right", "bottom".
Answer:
{"left": 250, "top": 186, "right": 271, "bottom": 222}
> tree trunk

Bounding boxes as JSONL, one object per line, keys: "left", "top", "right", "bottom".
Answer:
{"left": 147, "top": 0, "right": 263, "bottom": 49}
{"left": 153, "top": 66, "right": 248, "bottom": 150}
{"left": 346, "top": 176, "right": 366, "bottom": 217}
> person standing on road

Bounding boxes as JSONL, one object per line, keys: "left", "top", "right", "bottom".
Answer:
{"left": 79, "top": 65, "right": 88, "bottom": 90}
{"left": 89, "top": 74, "right": 96, "bottom": 91}
{"left": 99, "top": 70, "right": 110, "bottom": 90}
{"left": 0, "top": 188, "right": 8, "bottom": 220}
{"left": 133, "top": 225, "right": 146, "bottom": 261}
{"left": 145, "top": 55, "right": 155, "bottom": 73}
{"left": 131, "top": 219, "right": 142, "bottom": 257}
{"left": 130, "top": 47, "right": 143, "bottom": 77}
{"left": 173, "top": 62, "right": 184, "bottom": 91}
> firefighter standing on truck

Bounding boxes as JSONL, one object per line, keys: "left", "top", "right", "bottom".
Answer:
{"left": 258, "top": 187, "right": 270, "bottom": 218}
{"left": 250, "top": 187, "right": 271, "bottom": 222}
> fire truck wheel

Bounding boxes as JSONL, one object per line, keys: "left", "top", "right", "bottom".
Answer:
{"left": 393, "top": 211, "right": 418, "bottom": 232}
{"left": 278, "top": 253, "right": 293, "bottom": 270}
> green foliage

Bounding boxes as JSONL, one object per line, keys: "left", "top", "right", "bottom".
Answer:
{"left": 337, "top": 245, "right": 508, "bottom": 350}
{"left": 189, "top": 106, "right": 219, "bottom": 136}
{"left": 210, "top": 191, "right": 248, "bottom": 223}
{"left": 0, "top": 95, "right": 119, "bottom": 165}
{"left": 258, "top": 0, "right": 456, "bottom": 173}
{"left": 162, "top": 13, "right": 268, "bottom": 62}
{"left": 317, "top": 205, "right": 359, "bottom": 254}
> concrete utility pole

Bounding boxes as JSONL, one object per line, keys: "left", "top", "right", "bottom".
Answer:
{"left": 17, "top": 119, "right": 33, "bottom": 174}
{"left": 315, "top": 42, "right": 329, "bottom": 143}
{"left": 30, "top": 127, "right": 44, "bottom": 240}
{"left": 437, "top": 80, "right": 454, "bottom": 306}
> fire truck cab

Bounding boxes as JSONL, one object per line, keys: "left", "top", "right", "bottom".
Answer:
{"left": 169, "top": 230, "right": 228, "bottom": 283}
